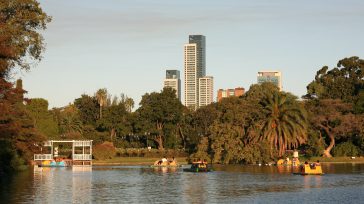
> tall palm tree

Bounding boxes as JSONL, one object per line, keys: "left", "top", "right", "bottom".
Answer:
{"left": 96, "top": 88, "right": 107, "bottom": 119}
{"left": 259, "top": 92, "right": 308, "bottom": 157}
{"left": 124, "top": 97, "right": 134, "bottom": 113}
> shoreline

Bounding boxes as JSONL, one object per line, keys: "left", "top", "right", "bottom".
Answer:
{"left": 91, "top": 156, "right": 364, "bottom": 166}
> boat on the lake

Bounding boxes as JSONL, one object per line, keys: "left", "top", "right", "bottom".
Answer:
{"left": 183, "top": 161, "right": 212, "bottom": 172}
{"left": 39, "top": 159, "right": 69, "bottom": 167}
{"left": 294, "top": 162, "right": 323, "bottom": 175}
{"left": 150, "top": 157, "right": 181, "bottom": 168}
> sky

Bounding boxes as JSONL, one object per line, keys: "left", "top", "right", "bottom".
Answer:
{"left": 16, "top": 0, "right": 364, "bottom": 108}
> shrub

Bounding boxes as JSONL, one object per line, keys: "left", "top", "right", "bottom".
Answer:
{"left": 93, "top": 142, "right": 116, "bottom": 160}
{"left": 333, "top": 141, "right": 360, "bottom": 157}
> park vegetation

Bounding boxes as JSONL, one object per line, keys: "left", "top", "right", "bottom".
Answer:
{"left": 1, "top": 0, "right": 364, "bottom": 174}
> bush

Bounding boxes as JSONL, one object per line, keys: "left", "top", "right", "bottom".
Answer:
{"left": 93, "top": 142, "right": 116, "bottom": 160}
{"left": 333, "top": 141, "right": 360, "bottom": 157}
{"left": 114, "top": 148, "right": 188, "bottom": 158}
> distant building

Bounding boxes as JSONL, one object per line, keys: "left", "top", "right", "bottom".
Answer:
{"left": 164, "top": 70, "right": 181, "bottom": 100}
{"left": 257, "top": 71, "right": 282, "bottom": 91}
{"left": 217, "top": 87, "right": 245, "bottom": 102}
{"left": 184, "top": 35, "right": 206, "bottom": 110}
{"left": 199, "top": 76, "right": 214, "bottom": 107}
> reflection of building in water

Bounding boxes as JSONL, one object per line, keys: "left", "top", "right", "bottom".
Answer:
{"left": 72, "top": 167, "right": 92, "bottom": 203}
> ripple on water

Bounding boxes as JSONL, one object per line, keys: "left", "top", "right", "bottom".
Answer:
{"left": 1, "top": 164, "right": 364, "bottom": 203}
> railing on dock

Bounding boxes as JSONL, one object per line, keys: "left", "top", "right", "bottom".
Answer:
{"left": 73, "top": 141, "right": 92, "bottom": 147}
{"left": 34, "top": 154, "right": 52, "bottom": 160}
{"left": 73, "top": 154, "right": 92, "bottom": 160}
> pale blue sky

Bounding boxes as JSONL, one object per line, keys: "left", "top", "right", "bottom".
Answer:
{"left": 17, "top": 0, "right": 364, "bottom": 108}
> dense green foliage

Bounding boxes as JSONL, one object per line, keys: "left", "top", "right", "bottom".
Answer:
{"left": 0, "top": 0, "right": 50, "bottom": 174}
{"left": 93, "top": 142, "right": 116, "bottom": 160}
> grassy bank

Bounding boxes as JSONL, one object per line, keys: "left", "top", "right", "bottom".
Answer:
{"left": 306, "top": 156, "right": 364, "bottom": 163}
{"left": 93, "top": 157, "right": 188, "bottom": 166}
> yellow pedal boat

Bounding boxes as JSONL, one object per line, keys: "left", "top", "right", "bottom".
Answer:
{"left": 294, "top": 164, "right": 324, "bottom": 175}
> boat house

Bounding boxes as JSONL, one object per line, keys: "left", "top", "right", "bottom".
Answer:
{"left": 34, "top": 140, "right": 93, "bottom": 166}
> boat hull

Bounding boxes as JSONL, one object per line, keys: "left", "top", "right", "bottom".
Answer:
{"left": 183, "top": 168, "right": 212, "bottom": 172}
{"left": 150, "top": 165, "right": 181, "bottom": 168}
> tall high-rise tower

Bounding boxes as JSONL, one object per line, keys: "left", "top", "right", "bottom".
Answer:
{"left": 184, "top": 35, "right": 206, "bottom": 110}
{"left": 163, "top": 70, "right": 181, "bottom": 100}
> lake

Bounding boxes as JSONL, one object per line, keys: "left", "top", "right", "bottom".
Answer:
{"left": 1, "top": 163, "right": 363, "bottom": 203}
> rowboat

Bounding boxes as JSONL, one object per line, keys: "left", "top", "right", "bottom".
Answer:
{"left": 183, "top": 162, "right": 212, "bottom": 173}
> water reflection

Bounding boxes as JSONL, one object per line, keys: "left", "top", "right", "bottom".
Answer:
{"left": 31, "top": 166, "right": 93, "bottom": 203}
{"left": 303, "top": 175, "right": 322, "bottom": 189}
{"left": 1, "top": 164, "right": 364, "bottom": 203}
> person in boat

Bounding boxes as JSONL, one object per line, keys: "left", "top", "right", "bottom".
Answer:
{"left": 160, "top": 157, "right": 168, "bottom": 165}
{"left": 169, "top": 157, "right": 177, "bottom": 166}
{"left": 315, "top": 160, "right": 320, "bottom": 166}
{"left": 301, "top": 161, "right": 309, "bottom": 173}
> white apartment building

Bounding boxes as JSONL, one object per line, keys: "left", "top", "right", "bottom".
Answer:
{"left": 199, "top": 76, "right": 214, "bottom": 107}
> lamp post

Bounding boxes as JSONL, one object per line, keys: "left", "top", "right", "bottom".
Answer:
{"left": 145, "top": 132, "right": 150, "bottom": 150}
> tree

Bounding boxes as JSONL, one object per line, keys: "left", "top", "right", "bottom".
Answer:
{"left": 0, "top": 0, "right": 50, "bottom": 172}
{"left": 74, "top": 94, "right": 99, "bottom": 126}
{"left": 137, "top": 87, "right": 184, "bottom": 149}
{"left": 97, "top": 103, "right": 129, "bottom": 142}
{"left": 0, "top": 0, "right": 51, "bottom": 78}
{"left": 306, "top": 56, "right": 364, "bottom": 103}
{"left": 59, "top": 105, "right": 83, "bottom": 139}
{"left": 243, "top": 82, "right": 280, "bottom": 102}
{"left": 258, "top": 92, "right": 308, "bottom": 157}
{"left": 95, "top": 88, "right": 107, "bottom": 119}
{"left": 26, "top": 98, "right": 59, "bottom": 139}
{"left": 207, "top": 97, "right": 265, "bottom": 164}
{"left": 120, "top": 93, "right": 134, "bottom": 113}
{"left": 306, "top": 99, "right": 360, "bottom": 157}
{"left": 0, "top": 79, "right": 44, "bottom": 172}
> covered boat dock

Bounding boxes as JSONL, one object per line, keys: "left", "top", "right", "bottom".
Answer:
{"left": 33, "top": 140, "right": 93, "bottom": 166}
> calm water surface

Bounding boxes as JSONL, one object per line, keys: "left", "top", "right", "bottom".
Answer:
{"left": 1, "top": 164, "right": 364, "bottom": 203}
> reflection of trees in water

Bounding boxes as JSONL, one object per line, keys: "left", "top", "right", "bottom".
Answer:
{"left": 182, "top": 173, "right": 208, "bottom": 203}
{"left": 0, "top": 169, "right": 36, "bottom": 203}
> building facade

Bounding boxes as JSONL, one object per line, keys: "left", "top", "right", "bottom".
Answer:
{"left": 199, "top": 76, "right": 214, "bottom": 107}
{"left": 217, "top": 87, "right": 245, "bottom": 102}
{"left": 257, "top": 71, "right": 282, "bottom": 91}
{"left": 184, "top": 35, "right": 206, "bottom": 110}
{"left": 163, "top": 70, "right": 181, "bottom": 100}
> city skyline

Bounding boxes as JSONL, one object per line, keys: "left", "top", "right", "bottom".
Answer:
{"left": 16, "top": 0, "right": 364, "bottom": 108}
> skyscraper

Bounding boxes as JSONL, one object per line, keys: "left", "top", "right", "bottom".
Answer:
{"left": 184, "top": 35, "right": 206, "bottom": 110}
{"left": 257, "top": 71, "right": 282, "bottom": 91}
{"left": 163, "top": 70, "right": 181, "bottom": 100}
{"left": 199, "top": 76, "right": 213, "bottom": 107}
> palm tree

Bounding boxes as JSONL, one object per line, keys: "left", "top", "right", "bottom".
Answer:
{"left": 259, "top": 92, "right": 308, "bottom": 157}
{"left": 96, "top": 88, "right": 107, "bottom": 119}
{"left": 124, "top": 97, "right": 134, "bottom": 113}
